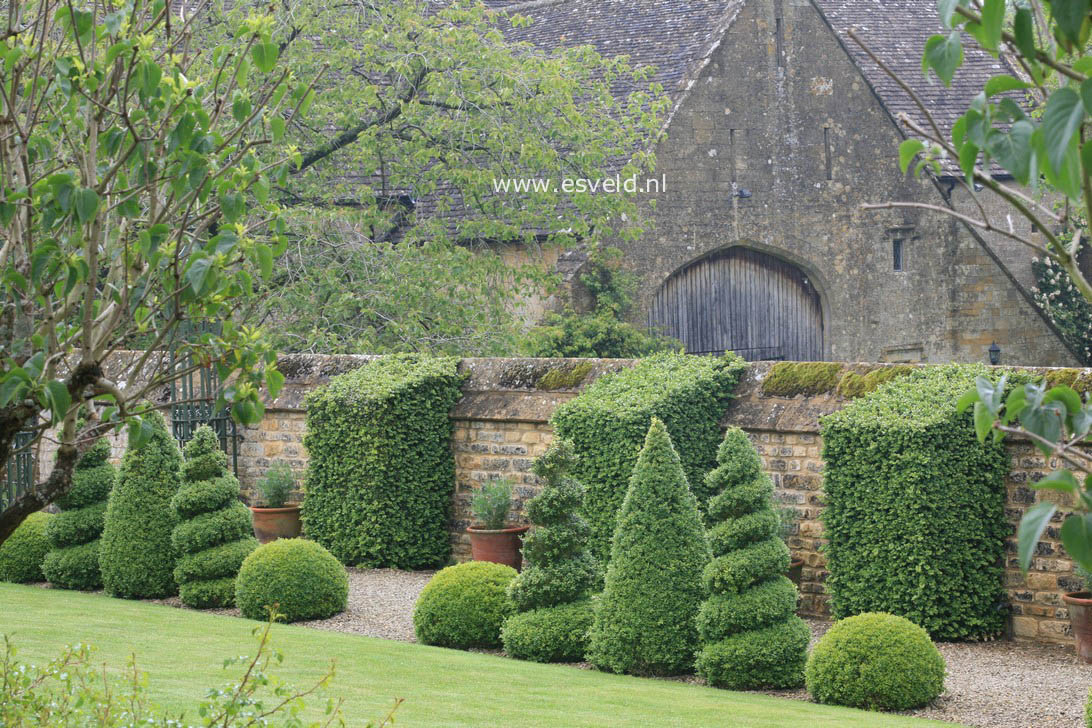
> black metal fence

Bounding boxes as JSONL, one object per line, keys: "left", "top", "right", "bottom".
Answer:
{"left": 1, "top": 431, "right": 36, "bottom": 511}
{"left": 170, "top": 362, "right": 240, "bottom": 474}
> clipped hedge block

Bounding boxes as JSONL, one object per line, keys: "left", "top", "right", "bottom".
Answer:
{"left": 0, "top": 511, "right": 52, "bottom": 583}
{"left": 820, "top": 364, "right": 1009, "bottom": 640}
{"left": 236, "top": 538, "right": 348, "bottom": 622}
{"left": 302, "top": 355, "right": 464, "bottom": 568}
{"left": 551, "top": 351, "right": 745, "bottom": 561}
{"left": 501, "top": 599, "right": 595, "bottom": 663}
{"left": 41, "top": 540, "right": 101, "bottom": 590}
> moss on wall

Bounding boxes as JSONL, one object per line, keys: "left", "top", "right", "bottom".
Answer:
{"left": 536, "top": 363, "right": 594, "bottom": 390}
{"left": 835, "top": 365, "right": 914, "bottom": 399}
{"left": 761, "top": 362, "right": 844, "bottom": 397}
{"left": 1043, "top": 368, "right": 1092, "bottom": 394}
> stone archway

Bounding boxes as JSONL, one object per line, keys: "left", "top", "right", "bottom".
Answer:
{"left": 649, "top": 246, "right": 824, "bottom": 361}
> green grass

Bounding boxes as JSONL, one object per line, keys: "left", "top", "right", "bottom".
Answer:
{"left": 0, "top": 584, "right": 961, "bottom": 728}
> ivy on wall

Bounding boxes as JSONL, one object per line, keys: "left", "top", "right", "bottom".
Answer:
{"left": 301, "top": 355, "right": 465, "bottom": 569}
{"left": 551, "top": 352, "right": 747, "bottom": 562}
{"left": 820, "top": 364, "right": 1010, "bottom": 640}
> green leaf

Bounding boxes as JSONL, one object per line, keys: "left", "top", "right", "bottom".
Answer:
{"left": 959, "top": 142, "right": 979, "bottom": 179}
{"left": 1042, "top": 87, "right": 1085, "bottom": 175}
{"left": 0, "top": 375, "right": 26, "bottom": 407}
{"left": 74, "top": 187, "right": 98, "bottom": 223}
{"left": 256, "top": 244, "right": 273, "bottom": 280}
{"left": 266, "top": 368, "right": 285, "bottom": 399}
{"left": 956, "top": 387, "right": 978, "bottom": 413}
{"left": 898, "top": 139, "right": 925, "bottom": 173}
{"left": 985, "top": 75, "right": 1031, "bottom": 97}
{"left": 1076, "top": 57, "right": 1092, "bottom": 75}
{"left": 1032, "top": 469, "right": 1079, "bottom": 495}
{"left": 985, "top": 121, "right": 1033, "bottom": 183}
{"left": 1021, "top": 400, "right": 1066, "bottom": 455}
{"left": 937, "top": 0, "right": 966, "bottom": 27}
{"left": 45, "top": 380, "right": 70, "bottom": 421}
{"left": 1017, "top": 501, "right": 1057, "bottom": 572}
{"left": 270, "top": 116, "right": 285, "bottom": 143}
{"left": 973, "top": 400, "right": 994, "bottom": 442}
{"left": 1044, "top": 385, "right": 1083, "bottom": 415}
{"left": 138, "top": 59, "right": 162, "bottom": 97}
{"left": 219, "top": 191, "right": 245, "bottom": 222}
{"left": 186, "top": 256, "right": 214, "bottom": 296}
{"left": 232, "top": 93, "right": 252, "bottom": 124}
{"left": 1062, "top": 513, "right": 1092, "bottom": 571}
{"left": 923, "top": 32, "right": 963, "bottom": 86}
{"left": 251, "top": 42, "right": 279, "bottom": 73}
{"left": 1013, "top": 8, "right": 1036, "bottom": 57}
{"left": 979, "top": 0, "right": 1004, "bottom": 50}
{"left": 1052, "top": 0, "right": 1091, "bottom": 43}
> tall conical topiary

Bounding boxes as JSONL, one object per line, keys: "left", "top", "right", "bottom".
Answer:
{"left": 502, "top": 440, "right": 600, "bottom": 662}
{"left": 171, "top": 425, "right": 258, "bottom": 608}
{"left": 100, "top": 410, "right": 183, "bottom": 599}
{"left": 586, "top": 418, "right": 711, "bottom": 676}
{"left": 694, "top": 427, "right": 809, "bottom": 689}
{"left": 42, "top": 436, "right": 115, "bottom": 590}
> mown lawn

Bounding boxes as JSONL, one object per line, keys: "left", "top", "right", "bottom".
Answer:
{"left": 0, "top": 584, "right": 961, "bottom": 728}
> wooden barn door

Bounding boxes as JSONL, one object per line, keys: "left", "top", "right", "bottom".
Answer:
{"left": 649, "top": 247, "right": 823, "bottom": 361}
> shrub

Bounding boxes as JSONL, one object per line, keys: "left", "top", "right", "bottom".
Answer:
{"left": 551, "top": 351, "right": 746, "bottom": 561}
{"left": 413, "top": 561, "right": 517, "bottom": 649}
{"left": 504, "top": 440, "right": 600, "bottom": 662}
{"left": 99, "top": 410, "right": 183, "bottom": 599}
{"left": 1086, "top": 686, "right": 1092, "bottom": 728}
{"left": 171, "top": 426, "right": 258, "bottom": 608}
{"left": 761, "top": 361, "right": 843, "bottom": 397}
{"left": 256, "top": 461, "right": 296, "bottom": 508}
{"left": 805, "top": 613, "right": 946, "bottom": 711}
{"left": 0, "top": 511, "right": 52, "bottom": 582}
{"left": 302, "top": 355, "right": 464, "bottom": 568}
{"left": 470, "top": 478, "right": 513, "bottom": 530}
{"left": 820, "top": 365, "right": 1009, "bottom": 640}
{"left": 695, "top": 427, "right": 807, "bottom": 689}
{"left": 42, "top": 437, "right": 115, "bottom": 590}
{"left": 502, "top": 599, "right": 595, "bottom": 663}
{"left": 235, "top": 538, "right": 348, "bottom": 622}
{"left": 586, "top": 418, "right": 711, "bottom": 676}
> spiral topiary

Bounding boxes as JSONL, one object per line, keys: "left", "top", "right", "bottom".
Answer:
{"left": 170, "top": 426, "right": 257, "bottom": 608}
{"left": 0, "top": 511, "right": 53, "bottom": 582}
{"left": 586, "top": 418, "right": 711, "bottom": 676}
{"left": 235, "top": 538, "right": 348, "bottom": 622}
{"left": 695, "top": 427, "right": 809, "bottom": 689}
{"left": 42, "top": 437, "right": 115, "bottom": 590}
{"left": 805, "top": 612, "right": 946, "bottom": 711}
{"left": 413, "top": 561, "right": 517, "bottom": 649}
{"left": 502, "top": 440, "right": 599, "bottom": 662}
{"left": 99, "top": 410, "right": 183, "bottom": 599}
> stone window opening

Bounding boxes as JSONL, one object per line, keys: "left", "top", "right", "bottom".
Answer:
{"left": 893, "top": 238, "right": 905, "bottom": 272}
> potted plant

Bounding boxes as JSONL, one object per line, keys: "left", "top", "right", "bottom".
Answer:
{"left": 249, "top": 462, "right": 301, "bottom": 544}
{"left": 778, "top": 506, "right": 805, "bottom": 587}
{"left": 1063, "top": 566, "right": 1092, "bottom": 663}
{"left": 466, "top": 477, "right": 529, "bottom": 570}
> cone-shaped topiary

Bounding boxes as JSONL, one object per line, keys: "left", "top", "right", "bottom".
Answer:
{"left": 694, "top": 426, "right": 809, "bottom": 689}
{"left": 0, "top": 511, "right": 52, "bottom": 582}
{"left": 585, "top": 418, "right": 711, "bottom": 676}
{"left": 503, "top": 440, "right": 599, "bottom": 662}
{"left": 42, "top": 437, "right": 115, "bottom": 590}
{"left": 99, "top": 410, "right": 183, "bottom": 599}
{"left": 170, "top": 425, "right": 257, "bottom": 608}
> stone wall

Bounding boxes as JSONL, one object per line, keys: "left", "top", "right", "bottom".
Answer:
{"left": 32, "top": 354, "right": 1088, "bottom": 646}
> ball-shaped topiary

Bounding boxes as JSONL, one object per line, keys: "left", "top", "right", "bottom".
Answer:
{"left": 805, "top": 612, "right": 946, "bottom": 711}
{"left": 42, "top": 437, "right": 115, "bottom": 590}
{"left": 170, "top": 426, "right": 257, "bottom": 608}
{"left": 235, "top": 538, "right": 348, "bottom": 622}
{"left": 585, "top": 418, "right": 711, "bottom": 676}
{"left": 1085, "top": 686, "right": 1092, "bottom": 728}
{"left": 695, "top": 427, "right": 809, "bottom": 689}
{"left": 0, "top": 511, "right": 53, "bottom": 582}
{"left": 501, "top": 599, "right": 594, "bottom": 663}
{"left": 99, "top": 410, "right": 183, "bottom": 599}
{"left": 413, "top": 561, "right": 517, "bottom": 649}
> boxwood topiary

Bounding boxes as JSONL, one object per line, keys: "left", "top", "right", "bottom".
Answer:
{"left": 805, "top": 612, "right": 946, "bottom": 711}
{"left": 551, "top": 351, "right": 745, "bottom": 562}
{"left": 413, "top": 561, "right": 517, "bottom": 649}
{"left": 820, "top": 364, "right": 1009, "bottom": 640}
{"left": 695, "top": 427, "right": 808, "bottom": 689}
{"left": 171, "top": 426, "right": 257, "bottom": 608}
{"left": 42, "top": 437, "right": 115, "bottom": 590}
{"left": 586, "top": 418, "right": 711, "bottom": 676}
{"left": 501, "top": 599, "right": 595, "bottom": 663}
{"left": 99, "top": 411, "right": 183, "bottom": 599}
{"left": 301, "top": 355, "right": 464, "bottom": 568}
{"left": 1086, "top": 686, "right": 1092, "bottom": 728}
{"left": 0, "top": 511, "right": 53, "bottom": 582}
{"left": 235, "top": 538, "right": 348, "bottom": 622}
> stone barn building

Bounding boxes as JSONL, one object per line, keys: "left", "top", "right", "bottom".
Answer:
{"left": 504, "top": 0, "right": 1078, "bottom": 366}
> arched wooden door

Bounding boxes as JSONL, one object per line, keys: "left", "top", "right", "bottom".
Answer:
{"left": 649, "top": 247, "right": 823, "bottom": 361}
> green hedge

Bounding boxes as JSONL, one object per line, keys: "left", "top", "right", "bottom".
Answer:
{"left": 235, "top": 538, "right": 348, "bottom": 622}
{"left": 301, "top": 355, "right": 464, "bottom": 568}
{"left": 413, "top": 561, "right": 517, "bottom": 649}
{"left": 0, "top": 511, "right": 52, "bottom": 583}
{"left": 820, "top": 365, "right": 1009, "bottom": 640}
{"left": 501, "top": 599, "right": 595, "bottom": 663}
{"left": 100, "top": 411, "right": 182, "bottom": 599}
{"left": 551, "top": 352, "right": 746, "bottom": 561}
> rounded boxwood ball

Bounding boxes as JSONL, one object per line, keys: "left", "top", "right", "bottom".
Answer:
{"left": 413, "top": 561, "right": 517, "bottom": 649}
{"left": 805, "top": 612, "right": 945, "bottom": 711}
{"left": 0, "top": 512, "right": 53, "bottom": 583}
{"left": 235, "top": 539, "right": 348, "bottom": 623}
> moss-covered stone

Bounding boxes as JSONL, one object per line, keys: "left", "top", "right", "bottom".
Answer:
{"left": 1044, "top": 368, "right": 1092, "bottom": 394}
{"left": 836, "top": 365, "right": 914, "bottom": 399}
{"left": 761, "top": 362, "right": 843, "bottom": 397}
{"left": 536, "top": 363, "right": 593, "bottom": 390}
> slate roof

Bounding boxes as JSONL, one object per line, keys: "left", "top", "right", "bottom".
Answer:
{"left": 813, "top": 0, "right": 1016, "bottom": 157}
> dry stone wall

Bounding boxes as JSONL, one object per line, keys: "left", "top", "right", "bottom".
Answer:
{"left": 32, "top": 354, "right": 1089, "bottom": 645}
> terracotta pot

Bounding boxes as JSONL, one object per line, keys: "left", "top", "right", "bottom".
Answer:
{"left": 1063, "top": 591, "right": 1092, "bottom": 663}
{"left": 467, "top": 525, "right": 530, "bottom": 570}
{"left": 786, "top": 558, "right": 805, "bottom": 588}
{"left": 250, "top": 505, "right": 302, "bottom": 544}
